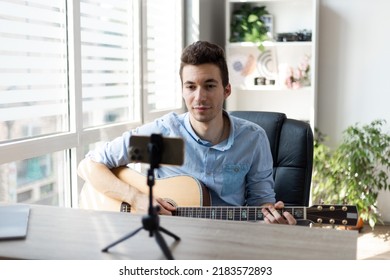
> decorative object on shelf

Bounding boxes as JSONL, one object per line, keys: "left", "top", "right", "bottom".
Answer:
{"left": 256, "top": 47, "right": 278, "bottom": 81}
{"left": 312, "top": 120, "right": 390, "bottom": 230}
{"left": 254, "top": 76, "right": 266, "bottom": 85}
{"left": 229, "top": 4, "right": 271, "bottom": 51}
{"left": 284, "top": 54, "right": 311, "bottom": 89}
{"left": 228, "top": 45, "right": 278, "bottom": 87}
{"left": 277, "top": 29, "right": 312, "bottom": 42}
{"left": 254, "top": 77, "right": 275, "bottom": 86}
{"left": 229, "top": 53, "right": 257, "bottom": 85}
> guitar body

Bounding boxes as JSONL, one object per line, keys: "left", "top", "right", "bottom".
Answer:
{"left": 79, "top": 167, "right": 210, "bottom": 213}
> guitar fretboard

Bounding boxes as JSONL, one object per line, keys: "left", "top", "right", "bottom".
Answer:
{"left": 173, "top": 206, "right": 306, "bottom": 221}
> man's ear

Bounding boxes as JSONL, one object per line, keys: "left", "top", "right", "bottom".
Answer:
{"left": 224, "top": 83, "right": 232, "bottom": 98}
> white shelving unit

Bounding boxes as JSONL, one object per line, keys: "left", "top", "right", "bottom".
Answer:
{"left": 225, "top": 0, "right": 319, "bottom": 129}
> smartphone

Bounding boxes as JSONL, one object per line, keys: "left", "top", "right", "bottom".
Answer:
{"left": 129, "top": 134, "right": 185, "bottom": 166}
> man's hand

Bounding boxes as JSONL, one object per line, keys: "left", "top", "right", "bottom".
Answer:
{"left": 261, "top": 201, "right": 297, "bottom": 225}
{"left": 132, "top": 191, "right": 175, "bottom": 215}
{"left": 156, "top": 198, "right": 176, "bottom": 215}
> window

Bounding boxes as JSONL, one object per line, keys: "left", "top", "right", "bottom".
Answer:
{"left": 0, "top": 0, "right": 69, "bottom": 141}
{"left": 0, "top": 152, "right": 68, "bottom": 206}
{"left": 143, "top": 0, "right": 184, "bottom": 121}
{"left": 80, "top": 0, "right": 140, "bottom": 128}
{"left": 0, "top": 0, "right": 185, "bottom": 207}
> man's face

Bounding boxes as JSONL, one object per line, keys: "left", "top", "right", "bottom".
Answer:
{"left": 181, "top": 63, "right": 230, "bottom": 123}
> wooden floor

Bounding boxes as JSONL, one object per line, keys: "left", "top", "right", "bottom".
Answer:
{"left": 357, "top": 223, "right": 390, "bottom": 259}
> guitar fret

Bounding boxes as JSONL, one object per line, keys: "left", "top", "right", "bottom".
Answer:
{"left": 294, "top": 208, "right": 304, "bottom": 219}
{"left": 223, "top": 207, "right": 228, "bottom": 220}
{"left": 201, "top": 208, "right": 205, "bottom": 219}
{"left": 256, "top": 208, "right": 264, "bottom": 221}
{"left": 202, "top": 208, "right": 208, "bottom": 219}
{"left": 248, "top": 208, "right": 255, "bottom": 221}
{"left": 228, "top": 207, "right": 234, "bottom": 220}
{"left": 243, "top": 208, "right": 249, "bottom": 221}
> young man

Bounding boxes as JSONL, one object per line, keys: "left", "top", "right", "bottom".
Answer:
{"left": 78, "top": 41, "right": 296, "bottom": 225}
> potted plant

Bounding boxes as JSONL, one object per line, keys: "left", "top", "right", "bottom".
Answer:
{"left": 312, "top": 120, "right": 390, "bottom": 230}
{"left": 229, "top": 4, "right": 271, "bottom": 51}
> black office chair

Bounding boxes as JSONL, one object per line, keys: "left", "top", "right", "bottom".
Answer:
{"left": 230, "top": 111, "right": 313, "bottom": 207}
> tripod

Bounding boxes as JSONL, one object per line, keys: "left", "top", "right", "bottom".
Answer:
{"left": 101, "top": 134, "right": 181, "bottom": 259}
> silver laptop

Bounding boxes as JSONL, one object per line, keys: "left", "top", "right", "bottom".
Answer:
{"left": 0, "top": 204, "right": 30, "bottom": 240}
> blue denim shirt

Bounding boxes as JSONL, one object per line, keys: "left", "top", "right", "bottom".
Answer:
{"left": 86, "top": 111, "right": 276, "bottom": 206}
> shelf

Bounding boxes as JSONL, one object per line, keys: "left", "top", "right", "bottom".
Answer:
{"left": 235, "top": 85, "right": 313, "bottom": 92}
{"left": 227, "top": 41, "right": 313, "bottom": 48}
{"left": 225, "top": 0, "right": 318, "bottom": 129}
{"left": 228, "top": 0, "right": 307, "bottom": 3}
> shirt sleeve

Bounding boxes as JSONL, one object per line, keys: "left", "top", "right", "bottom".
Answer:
{"left": 85, "top": 130, "right": 133, "bottom": 169}
{"left": 245, "top": 129, "right": 276, "bottom": 206}
{"left": 85, "top": 119, "right": 166, "bottom": 169}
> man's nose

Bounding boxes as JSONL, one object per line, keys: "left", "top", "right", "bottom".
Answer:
{"left": 194, "top": 87, "right": 207, "bottom": 101}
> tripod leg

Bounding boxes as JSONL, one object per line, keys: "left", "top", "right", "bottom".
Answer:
{"left": 159, "top": 226, "right": 181, "bottom": 241}
{"left": 102, "top": 227, "right": 143, "bottom": 252}
{"left": 154, "top": 230, "right": 174, "bottom": 260}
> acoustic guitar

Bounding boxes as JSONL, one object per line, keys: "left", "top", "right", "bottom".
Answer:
{"left": 79, "top": 167, "right": 359, "bottom": 226}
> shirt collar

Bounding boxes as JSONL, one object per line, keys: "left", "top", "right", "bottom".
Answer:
{"left": 183, "top": 111, "right": 234, "bottom": 150}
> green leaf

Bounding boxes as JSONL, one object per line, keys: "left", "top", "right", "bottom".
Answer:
{"left": 247, "top": 14, "right": 258, "bottom": 23}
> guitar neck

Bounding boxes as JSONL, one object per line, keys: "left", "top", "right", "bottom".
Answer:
{"left": 173, "top": 204, "right": 359, "bottom": 226}
{"left": 173, "top": 206, "right": 306, "bottom": 222}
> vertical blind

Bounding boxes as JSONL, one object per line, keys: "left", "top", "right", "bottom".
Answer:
{"left": 0, "top": 0, "right": 69, "bottom": 141}
{"left": 144, "top": 0, "right": 183, "bottom": 116}
{"left": 80, "top": 0, "right": 139, "bottom": 128}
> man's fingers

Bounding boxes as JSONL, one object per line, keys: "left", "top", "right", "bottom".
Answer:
{"left": 262, "top": 205, "right": 291, "bottom": 224}
{"left": 274, "top": 201, "right": 285, "bottom": 209}
{"left": 156, "top": 197, "right": 175, "bottom": 215}
{"left": 283, "top": 212, "right": 297, "bottom": 225}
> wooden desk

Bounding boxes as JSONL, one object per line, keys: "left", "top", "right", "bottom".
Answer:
{"left": 0, "top": 204, "right": 358, "bottom": 260}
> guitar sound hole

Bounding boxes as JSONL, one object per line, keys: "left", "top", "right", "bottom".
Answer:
{"left": 120, "top": 202, "right": 131, "bottom": 213}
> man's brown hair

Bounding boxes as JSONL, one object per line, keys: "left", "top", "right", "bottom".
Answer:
{"left": 180, "top": 41, "right": 229, "bottom": 87}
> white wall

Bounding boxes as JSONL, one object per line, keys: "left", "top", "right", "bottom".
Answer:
{"left": 318, "top": 0, "right": 390, "bottom": 222}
